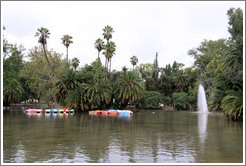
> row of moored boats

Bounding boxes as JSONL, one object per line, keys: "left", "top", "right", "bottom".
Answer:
{"left": 24, "top": 109, "right": 75, "bottom": 114}
{"left": 24, "top": 109, "right": 133, "bottom": 116}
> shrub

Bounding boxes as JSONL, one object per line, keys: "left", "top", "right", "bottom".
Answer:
{"left": 140, "top": 91, "right": 163, "bottom": 109}
{"left": 172, "top": 92, "right": 189, "bottom": 110}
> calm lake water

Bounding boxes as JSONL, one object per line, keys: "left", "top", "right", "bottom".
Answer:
{"left": 3, "top": 107, "right": 243, "bottom": 163}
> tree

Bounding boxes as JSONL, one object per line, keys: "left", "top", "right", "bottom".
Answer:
{"left": 85, "top": 59, "right": 112, "bottom": 109}
{"left": 94, "top": 38, "right": 104, "bottom": 59}
{"left": 61, "top": 34, "right": 73, "bottom": 66}
{"left": 20, "top": 46, "right": 67, "bottom": 103}
{"left": 136, "top": 63, "right": 153, "bottom": 83}
{"left": 114, "top": 71, "right": 145, "bottom": 108}
{"left": 56, "top": 68, "right": 78, "bottom": 102}
{"left": 151, "top": 52, "right": 159, "bottom": 91}
{"left": 130, "top": 55, "right": 138, "bottom": 69}
{"left": 172, "top": 92, "right": 189, "bottom": 110}
{"left": 139, "top": 91, "right": 163, "bottom": 109}
{"left": 3, "top": 44, "right": 25, "bottom": 80}
{"left": 65, "top": 83, "right": 88, "bottom": 111}
{"left": 122, "top": 66, "right": 128, "bottom": 72}
{"left": 221, "top": 86, "right": 243, "bottom": 120}
{"left": 85, "top": 77, "right": 112, "bottom": 109}
{"left": 71, "top": 57, "right": 80, "bottom": 70}
{"left": 3, "top": 40, "right": 28, "bottom": 106}
{"left": 102, "top": 25, "right": 114, "bottom": 43}
{"left": 35, "top": 27, "right": 52, "bottom": 71}
{"left": 102, "top": 25, "right": 115, "bottom": 72}
{"left": 172, "top": 70, "right": 187, "bottom": 92}
{"left": 3, "top": 78, "right": 24, "bottom": 106}
{"left": 227, "top": 8, "right": 243, "bottom": 56}
{"left": 103, "top": 41, "right": 116, "bottom": 72}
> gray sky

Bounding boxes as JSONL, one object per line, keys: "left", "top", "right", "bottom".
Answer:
{"left": 2, "top": 1, "right": 245, "bottom": 71}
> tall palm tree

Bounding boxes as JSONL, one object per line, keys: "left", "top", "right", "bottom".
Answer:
{"left": 114, "top": 71, "right": 145, "bottom": 108}
{"left": 102, "top": 25, "right": 115, "bottom": 71}
{"left": 103, "top": 41, "right": 116, "bottom": 72}
{"left": 130, "top": 55, "right": 138, "bottom": 69}
{"left": 3, "top": 78, "right": 24, "bottom": 106}
{"left": 61, "top": 34, "right": 73, "bottom": 66}
{"left": 71, "top": 57, "right": 80, "bottom": 70}
{"left": 94, "top": 38, "right": 104, "bottom": 59}
{"left": 102, "top": 25, "right": 114, "bottom": 43}
{"left": 35, "top": 27, "right": 52, "bottom": 70}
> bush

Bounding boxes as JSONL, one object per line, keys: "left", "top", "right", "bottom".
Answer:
{"left": 140, "top": 91, "right": 163, "bottom": 109}
{"left": 172, "top": 92, "right": 189, "bottom": 110}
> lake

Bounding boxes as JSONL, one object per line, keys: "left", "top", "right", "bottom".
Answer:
{"left": 3, "top": 106, "right": 243, "bottom": 163}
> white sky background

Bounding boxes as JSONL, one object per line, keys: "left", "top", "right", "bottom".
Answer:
{"left": 2, "top": 1, "right": 245, "bottom": 71}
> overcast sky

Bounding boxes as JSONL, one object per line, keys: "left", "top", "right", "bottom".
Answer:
{"left": 2, "top": 1, "right": 245, "bottom": 71}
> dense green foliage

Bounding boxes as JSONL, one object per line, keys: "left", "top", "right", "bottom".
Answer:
{"left": 188, "top": 8, "right": 243, "bottom": 120}
{"left": 139, "top": 91, "right": 163, "bottom": 109}
{"left": 172, "top": 92, "right": 189, "bottom": 110}
{"left": 3, "top": 8, "right": 243, "bottom": 121}
{"left": 114, "top": 71, "right": 145, "bottom": 108}
{"left": 20, "top": 46, "right": 67, "bottom": 103}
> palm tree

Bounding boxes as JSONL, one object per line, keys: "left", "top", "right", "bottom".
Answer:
{"left": 102, "top": 25, "right": 115, "bottom": 72}
{"left": 122, "top": 66, "right": 128, "bottom": 72}
{"left": 221, "top": 86, "right": 243, "bottom": 120}
{"left": 173, "top": 70, "right": 187, "bottom": 92}
{"left": 3, "top": 78, "right": 24, "bottom": 106}
{"left": 61, "top": 34, "right": 73, "bottom": 66}
{"left": 102, "top": 25, "right": 114, "bottom": 43}
{"left": 85, "top": 76, "right": 112, "bottom": 109}
{"left": 56, "top": 68, "right": 78, "bottom": 102}
{"left": 130, "top": 55, "right": 138, "bottom": 69}
{"left": 71, "top": 57, "right": 80, "bottom": 70}
{"left": 94, "top": 38, "right": 104, "bottom": 59}
{"left": 103, "top": 41, "right": 116, "bottom": 72}
{"left": 65, "top": 83, "right": 88, "bottom": 111}
{"left": 114, "top": 71, "right": 145, "bottom": 108}
{"left": 35, "top": 27, "right": 52, "bottom": 70}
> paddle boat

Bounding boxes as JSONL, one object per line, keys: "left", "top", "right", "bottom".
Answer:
{"left": 36, "top": 109, "right": 45, "bottom": 113}
{"left": 45, "top": 109, "right": 51, "bottom": 113}
{"left": 51, "top": 109, "right": 58, "bottom": 113}
{"left": 89, "top": 110, "right": 133, "bottom": 116}
{"left": 117, "top": 110, "right": 133, "bottom": 115}
{"left": 25, "top": 109, "right": 37, "bottom": 113}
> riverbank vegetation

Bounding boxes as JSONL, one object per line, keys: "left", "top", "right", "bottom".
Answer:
{"left": 3, "top": 8, "right": 243, "bottom": 120}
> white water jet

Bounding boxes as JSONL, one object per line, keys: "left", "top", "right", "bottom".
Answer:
{"left": 197, "top": 84, "right": 209, "bottom": 113}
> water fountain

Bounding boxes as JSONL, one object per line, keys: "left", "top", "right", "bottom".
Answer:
{"left": 197, "top": 84, "right": 209, "bottom": 113}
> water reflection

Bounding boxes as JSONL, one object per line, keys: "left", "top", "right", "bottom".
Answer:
{"left": 25, "top": 112, "right": 74, "bottom": 119}
{"left": 3, "top": 109, "right": 243, "bottom": 163}
{"left": 198, "top": 113, "right": 208, "bottom": 147}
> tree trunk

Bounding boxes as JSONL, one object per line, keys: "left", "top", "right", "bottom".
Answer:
{"left": 42, "top": 44, "right": 53, "bottom": 71}
{"left": 66, "top": 46, "right": 69, "bottom": 67}
{"left": 105, "top": 59, "right": 107, "bottom": 69}
{"left": 109, "top": 58, "right": 112, "bottom": 72}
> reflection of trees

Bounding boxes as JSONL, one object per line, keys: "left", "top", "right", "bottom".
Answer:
{"left": 195, "top": 114, "right": 243, "bottom": 163}
{"left": 4, "top": 109, "right": 243, "bottom": 163}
